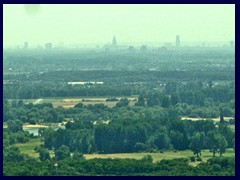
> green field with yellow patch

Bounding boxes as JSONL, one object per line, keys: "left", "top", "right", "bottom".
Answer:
{"left": 84, "top": 149, "right": 235, "bottom": 163}
{"left": 14, "top": 138, "right": 42, "bottom": 158}
{"left": 15, "top": 138, "right": 235, "bottom": 163}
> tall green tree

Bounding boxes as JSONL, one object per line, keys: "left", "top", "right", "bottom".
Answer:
{"left": 219, "top": 136, "right": 228, "bottom": 156}
{"left": 153, "top": 127, "right": 171, "bottom": 150}
{"left": 7, "top": 120, "right": 23, "bottom": 133}
{"left": 54, "top": 145, "right": 70, "bottom": 161}
{"left": 206, "top": 131, "right": 219, "bottom": 157}
{"left": 206, "top": 131, "right": 228, "bottom": 157}
{"left": 4, "top": 146, "right": 25, "bottom": 162}
{"left": 39, "top": 148, "right": 51, "bottom": 161}
{"left": 116, "top": 98, "right": 129, "bottom": 108}
{"left": 170, "top": 130, "right": 186, "bottom": 150}
{"left": 135, "top": 95, "right": 145, "bottom": 106}
{"left": 189, "top": 132, "right": 205, "bottom": 157}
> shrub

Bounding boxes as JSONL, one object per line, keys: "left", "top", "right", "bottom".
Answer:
{"left": 141, "top": 155, "right": 153, "bottom": 163}
{"left": 189, "top": 156, "right": 195, "bottom": 162}
{"left": 196, "top": 157, "right": 202, "bottom": 162}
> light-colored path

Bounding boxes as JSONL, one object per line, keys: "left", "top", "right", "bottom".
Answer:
{"left": 33, "top": 98, "right": 43, "bottom": 105}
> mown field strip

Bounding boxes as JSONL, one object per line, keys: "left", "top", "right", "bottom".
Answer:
{"left": 15, "top": 138, "right": 235, "bottom": 162}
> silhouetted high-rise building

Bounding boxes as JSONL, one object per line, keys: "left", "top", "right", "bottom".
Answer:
{"left": 23, "top": 42, "right": 28, "bottom": 49}
{"left": 128, "top": 45, "right": 135, "bottom": 52}
{"left": 140, "top": 45, "right": 147, "bottom": 52}
{"left": 176, "top": 35, "right": 180, "bottom": 48}
{"left": 112, "top": 36, "right": 117, "bottom": 47}
{"left": 45, "top": 43, "right": 52, "bottom": 49}
{"left": 229, "top": 41, "right": 234, "bottom": 48}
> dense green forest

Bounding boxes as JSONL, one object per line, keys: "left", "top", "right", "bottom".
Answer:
{"left": 3, "top": 48, "right": 235, "bottom": 176}
{"left": 3, "top": 100, "right": 235, "bottom": 153}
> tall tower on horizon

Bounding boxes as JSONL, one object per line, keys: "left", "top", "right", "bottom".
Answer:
{"left": 229, "top": 41, "right": 234, "bottom": 48}
{"left": 23, "top": 42, "right": 28, "bottom": 49}
{"left": 112, "top": 36, "right": 117, "bottom": 47}
{"left": 45, "top": 43, "right": 52, "bottom": 50}
{"left": 176, "top": 35, "right": 180, "bottom": 48}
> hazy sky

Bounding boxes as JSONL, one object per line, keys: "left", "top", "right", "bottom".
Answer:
{"left": 3, "top": 4, "right": 235, "bottom": 48}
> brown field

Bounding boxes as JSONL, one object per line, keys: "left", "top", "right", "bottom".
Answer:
{"left": 52, "top": 100, "right": 118, "bottom": 108}
{"left": 23, "top": 124, "right": 49, "bottom": 128}
{"left": 9, "top": 97, "right": 138, "bottom": 108}
{"left": 52, "top": 101, "right": 136, "bottom": 108}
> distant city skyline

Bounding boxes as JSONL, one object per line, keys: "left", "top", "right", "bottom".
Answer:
{"left": 5, "top": 39, "right": 235, "bottom": 50}
{"left": 4, "top": 4, "right": 234, "bottom": 48}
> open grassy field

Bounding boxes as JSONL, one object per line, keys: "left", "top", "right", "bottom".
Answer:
{"left": 14, "top": 138, "right": 54, "bottom": 158}
{"left": 15, "top": 138, "right": 235, "bottom": 163}
{"left": 14, "top": 138, "right": 43, "bottom": 158}
{"left": 9, "top": 96, "right": 137, "bottom": 108}
{"left": 84, "top": 149, "right": 235, "bottom": 163}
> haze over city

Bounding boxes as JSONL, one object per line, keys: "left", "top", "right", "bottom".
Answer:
{"left": 3, "top": 4, "right": 235, "bottom": 48}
